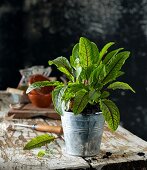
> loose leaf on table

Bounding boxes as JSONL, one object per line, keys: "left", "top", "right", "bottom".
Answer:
{"left": 23, "top": 134, "right": 55, "bottom": 150}
{"left": 107, "top": 81, "right": 135, "bottom": 93}
{"left": 73, "top": 89, "right": 89, "bottom": 114}
{"left": 26, "top": 81, "right": 62, "bottom": 94}
{"left": 37, "top": 150, "right": 46, "bottom": 157}
{"left": 99, "top": 99, "right": 120, "bottom": 131}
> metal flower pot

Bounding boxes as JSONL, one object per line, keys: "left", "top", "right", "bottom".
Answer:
{"left": 61, "top": 111, "right": 105, "bottom": 157}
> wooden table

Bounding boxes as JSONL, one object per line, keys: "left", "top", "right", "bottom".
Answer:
{"left": 0, "top": 91, "right": 147, "bottom": 169}
{"left": 0, "top": 117, "right": 147, "bottom": 170}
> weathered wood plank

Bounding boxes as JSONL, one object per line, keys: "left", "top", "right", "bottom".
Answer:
{"left": 0, "top": 118, "right": 89, "bottom": 170}
{"left": 8, "top": 103, "right": 60, "bottom": 119}
{"left": 0, "top": 103, "right": 147, "bottom": 170}
{"left": 85, "top": 125, "right": 147, "bottom": 169}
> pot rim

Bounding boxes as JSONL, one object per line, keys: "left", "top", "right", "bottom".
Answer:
{"left": 62, "top": 110, "right": 102, "bottom": 116}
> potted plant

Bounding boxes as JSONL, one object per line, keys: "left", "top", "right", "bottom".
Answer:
{"left": 26, "top": 37, "right": 135, "bottom": 156}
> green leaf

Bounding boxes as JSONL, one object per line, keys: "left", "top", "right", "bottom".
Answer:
{"left": 63, "top": 83, "right": 86, "bottom": 102}
{"left": 98, "top": 42, "right": 115, "bottom": 65}
{"left": 58, "top": 67, "right": 74, "bottom": 81}
{"left": 26, "top": 81, "right": 62, "bottom": 94}
{"left": 79, "top": 37, "right": 93, "bottom": 67}
{"left": 91, "top": 42, "right": 99, "bottom": 63}
{"left": 100, "top": 91, "right": 110, "bottom": 99}
{"left": 81, "top": 64, "right": 96, "bottom": 81}
{"left": 23, "top": 134, "right": 55, "bottom": 150}
{"left": 103, "top": 48, "right": 124, "bottom": 65}
{"left": 75, "top": 66, "right": 82, "bottom": 82}
{"left": 70, "top": 43, "right": 79, "bottom": 69}
{"left": 68, "top": 83, "right": 86, "bottom": 93}
{"left": 116, "top": 71, "right": 125, "bottom": 78}
{"left": 89, "top": 90, "right": 100, "bottom": 102}
{"left": 71, "top": 57, "right": 82, "bottom": 82}
{"left": 107, "top": 81, "right": 135, "bottom": 93}
{"left": 70, "top": 44, "right": 82, "bottom": 82}
{"left": 37, "top": 150, "right": 46, "bottom": 157}
{"left": 49, "top": 57, "right": 74, "bottom": 81}
{"left": 89, "top": 64, "right": 105, "bottom": 89}
{"left": 102, "top": 51, "right": 130, "bottom": 85}
{"left": 73, "top": 89, "right": 89, "bottom": 114}
{"left": 100, "top": 99, "right": 120, "bottom": 131}
{"left": 62, "top": 92, "right": 75, "bottom": 102}
{"left": 52, "top": 86, "right": 67, "bottom": 115}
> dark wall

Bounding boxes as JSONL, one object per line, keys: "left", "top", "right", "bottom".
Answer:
{"left": 0, "top": 0, "right": 147, "bottom": 140}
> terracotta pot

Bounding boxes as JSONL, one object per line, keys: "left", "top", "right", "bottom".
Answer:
{"left": 28, "top": 74, "right": 54, "bottom": 94}
{"left": 28, "top": 74, "right": 54, "bottom": 108}
{"left": 28, "top": 92, "right": 52, "bottom": 108}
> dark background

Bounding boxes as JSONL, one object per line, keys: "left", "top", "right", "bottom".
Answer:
{"left": 0, "top": 0, "right": 147, "bottom": 140}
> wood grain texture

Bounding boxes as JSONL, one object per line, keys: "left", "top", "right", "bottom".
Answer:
{"left": 0, "top": 118, "right": 147, "bottom": 170}
{"left": 0, "top": 118, "right": 89, "bottom": 170}
{"left": 8, "top": 103, "right": 60, "bottom": 119}
{"left": 1, "top": 92, "right": 147, "bottom": 169}
{"left": 85, "top": 125, "right": 147, "bottom": 169}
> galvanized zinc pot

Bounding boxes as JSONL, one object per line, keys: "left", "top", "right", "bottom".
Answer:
{"left": 61, "top": 111, "right": 105, "bottom": 157}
